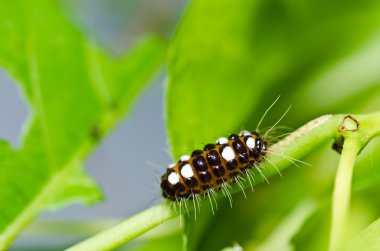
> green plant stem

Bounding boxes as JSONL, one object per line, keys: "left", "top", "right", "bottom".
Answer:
{"left": 328, "top": 137, "right": 361, "bottom": 251}
{"left": 66, "top": 204, "right": 177, "bottom": 251}
{"left": 346, "top": 216, "right": 380, "bottom": 251}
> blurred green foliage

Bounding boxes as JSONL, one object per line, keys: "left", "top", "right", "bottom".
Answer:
{"left": 165, "top": 0, "right": 380, "bottom": 251}
{"left": 1, "top": 0, "right": 380, "bottom": 250}
{"left": 0, "top": 0, "right": 165, "bottom": 249}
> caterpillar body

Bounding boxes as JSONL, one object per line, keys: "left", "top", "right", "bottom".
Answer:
{"left": 160, "top": 130, "right": 267, "bottom": 202}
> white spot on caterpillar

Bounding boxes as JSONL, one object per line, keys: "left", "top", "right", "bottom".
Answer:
{"left": 168, "top": 163, "right": 176, "bottom": 169}
{"left": 239, "top": 130, "right": 251, "bottom": 136}
{"left": 221, "top": 146, "right": 235, "bottom": 161}
{"left": 180, "top": 164, "right": 194, "bottom": 178}
{"left": 216, "top": 137, "right": 228, "bottom": 144}
{"left": 246, "top": 137, "right": 255, "bottom": 149}
{"left": 168, "top": 172, "right": 180, "bottom": 185}
{"left": 180, "top": 155, "right": 190, "bottom": 161}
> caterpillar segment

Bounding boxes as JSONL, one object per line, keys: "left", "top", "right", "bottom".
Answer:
{"left": 160, "top": 130, "right": 267, "bottom": 201}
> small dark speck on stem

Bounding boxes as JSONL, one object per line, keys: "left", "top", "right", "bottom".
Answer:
{"left": 332, "top": 137, "right": 344, "bottom": 154}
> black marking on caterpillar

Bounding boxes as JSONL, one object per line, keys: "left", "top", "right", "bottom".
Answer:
{"left": 160, "top": 130, "right": 267, "bottom": 202}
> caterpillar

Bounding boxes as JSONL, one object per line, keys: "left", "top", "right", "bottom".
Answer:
{"left": 160, "top": 130, "right": 267, "bottom": 202}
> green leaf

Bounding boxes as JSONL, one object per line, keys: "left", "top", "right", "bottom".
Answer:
{"left": 166, "top": 0, "right": 380, "bottom": 160}
{"left": 255, "top": 200, "right": 316, "bottom": 251}
{"left": 167, "top": 0, "right": 260, "bottom": 159}
{"left": 291, "top": 201, "right": 331, "bottom": 251}
{"left": 46, "top": 164, "right": 103, "bottom": 210}
{"left": 0, "top": 0, "right": 166, "bottom": 248}
{"left": 345, "top": 217, "right": 380, "bottom": 251}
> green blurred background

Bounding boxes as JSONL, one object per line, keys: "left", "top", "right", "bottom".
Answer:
{"left": 1, "top": 0, "right": 380, "bottom": 250}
